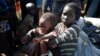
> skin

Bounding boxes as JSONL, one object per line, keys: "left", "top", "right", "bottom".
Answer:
{"left": 61, "top": 6, "right": 75, "bottom": 26}
{"left": 38, "top": 17, "right": 54, "bottom": 35}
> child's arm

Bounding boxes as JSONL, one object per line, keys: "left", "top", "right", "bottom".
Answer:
{"left": 55, "top": 25, "right": 80, "bottom": 44}
{"left": 48, "top": 25, "right": 81, "bottom": 48}
{"left": 21, "top": 29, "right": 36, "bottom": 44}
{"left": 32, "top": 30, "right": 57, "bottom": 43}
{"left": 41, "top": 30, "right": 57, "bottom": 40}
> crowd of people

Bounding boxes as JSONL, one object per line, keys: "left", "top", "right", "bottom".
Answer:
{"left": 0, "top": 0, "right": 100, "bottom": 56}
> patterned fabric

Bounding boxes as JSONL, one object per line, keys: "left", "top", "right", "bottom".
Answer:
{"left": 54, "top": 24, "right": 80, "bottom": 56}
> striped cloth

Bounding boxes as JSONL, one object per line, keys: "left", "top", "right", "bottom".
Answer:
{"left": 55, "top": 24, "right": 80, "bottom": 56}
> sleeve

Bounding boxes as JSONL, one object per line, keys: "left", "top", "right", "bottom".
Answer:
{"left": 55, "top": 25, "right": 80, "bottom": 44}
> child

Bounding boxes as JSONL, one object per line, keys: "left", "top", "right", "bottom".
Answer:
{"left": 16, "top": 3, "right": 35, "bottom": 39}
{"left": 46, "top": 3, "right": 81, "bottom": 56}
{"left": 49, "top": 3, "right": 100, "bottom": 56}
{"left": 21, "top": 12, "right": 58, "bottom": 56}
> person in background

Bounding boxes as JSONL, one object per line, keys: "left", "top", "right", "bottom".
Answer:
{"left": 15, "top": 3, "right": 36, "bottom": 48}
{"left": 86, "top": 0, "right": 100, "bottom": 17}
{"left": 20, "top": 0, "right": 39, "bottom": 26}
{"left": 0, "top": 9, "right": 15, "bottom": 56}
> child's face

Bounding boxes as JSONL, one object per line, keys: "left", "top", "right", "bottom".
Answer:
{"left": 39, "top": 18, "right": 53, "bottom": 34}
{"left": 61, "top": 6, "right": 75, "bottom": 25}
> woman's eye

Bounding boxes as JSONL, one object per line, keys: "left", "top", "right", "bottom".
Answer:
{"left": 63, "top": 13, "right": 67, "bottom": 15}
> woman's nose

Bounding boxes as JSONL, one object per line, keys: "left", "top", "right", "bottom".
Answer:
{"left": 63, "top": 16, "right": 67, "bottom": 20}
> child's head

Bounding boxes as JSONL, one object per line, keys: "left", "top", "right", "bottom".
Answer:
{"left": 39, "top": 12, "right": 57, "bottom": 34}
{"left": 26, "top": 3, "right": 36, "bottom": 15}
{"left": 61, "top": 3, "right": 80, "bottom": 26}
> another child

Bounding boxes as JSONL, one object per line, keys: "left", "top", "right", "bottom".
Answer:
{"left": 21, "top": 12, "right": 58, "bottom": 56}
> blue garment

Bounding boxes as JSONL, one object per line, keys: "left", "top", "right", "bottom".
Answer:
{"left": 45, "top": 0, "right": 53, "bottom": 11}
{"left": 74, "top": 31, "right": 100, "bottom": 56}
{"left": 86, "top": 0, "right": 100, "bottom": 17}
{"left": 83, "top": 23, "right": 100, "bottom": 43}
{"left": 36, "top": 0, "right": 42, "bottom": 8}
{"left": 42, "top": 0, "right": 53, "bottom": 12}
{"left": 0, "top": 0, "right": 9, "bottom": 10}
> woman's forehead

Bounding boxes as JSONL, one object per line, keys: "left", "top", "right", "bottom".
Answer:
{"left": 63, "top": 6, "right": 73, "bottom": 13}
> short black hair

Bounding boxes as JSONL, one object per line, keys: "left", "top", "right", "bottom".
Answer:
{"left": 65, "top": 3, "right": 80, "bottom": 21}
{"left": 40, "top": 12, "right": 58, "bottom": 27}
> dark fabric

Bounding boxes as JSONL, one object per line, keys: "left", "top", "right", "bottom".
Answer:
{"left": 0, "top": 19, "right": 14, "bottom": 56}
{"left": 83, "top": 22, "right": 100, "bottom": 43}
{"left": 16, "top": 14, "right": 34, "bottom": 38}
{"left": 22, "top": 42, "right": 40, "bottom": 56}
{"left": 20, "top": 0, "right": 39, "bottom": 26}
{"left": 42, "top": 0, "right": 53, "bottom": 13}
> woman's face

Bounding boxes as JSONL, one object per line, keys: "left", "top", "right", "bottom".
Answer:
{"left": 61, "top": 6, "right": 75, "bottom": 25}
{"left": 39, "top": 18, "right": 53, "bottom": 34}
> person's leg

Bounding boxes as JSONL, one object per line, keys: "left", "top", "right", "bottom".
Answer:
{"left": 86, "top": 0, "right": 99, "bottom": 17}
{"left": 47, "top": 0, "right": 53, "bottom": 12}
